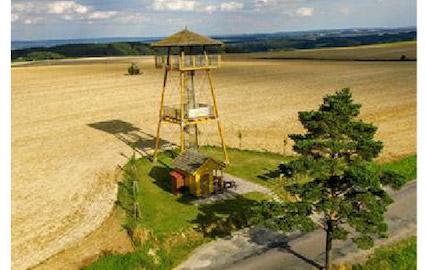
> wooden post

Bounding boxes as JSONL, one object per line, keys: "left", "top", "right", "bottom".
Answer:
{"left": 132, "top": 180, "right": 139, "bottom": 196}
{"left": 203, "top": 47, "right": 208, "bottom": 67}
{"left": 133, "top": 202, "right": 141, "bottom": 219}
{"left": 153, "top": 49, "right": 170, "bottom": 161}
{"left": 206, "top": 69, "right": 229, "bottom": 164}
{"left": 180, "top": 49, "right": 186, "bottom": 152}
{"left": 283, "top": 137, "right": 288, "bottom": 156}
{"left": 195, "top": 124, "right": 199, "bottom": 148}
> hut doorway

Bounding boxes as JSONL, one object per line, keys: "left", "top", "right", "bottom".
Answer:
{"left": 200, "top": 173, "right": 210, "bottom": 195}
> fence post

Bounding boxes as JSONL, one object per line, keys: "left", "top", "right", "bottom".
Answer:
{"left": 134, "top": 202, "right": 141, "bottom": 219}
{"left": 132, "top": 180, "right": 139, "bottom": 196}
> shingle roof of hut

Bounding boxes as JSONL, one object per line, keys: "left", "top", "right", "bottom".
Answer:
{"left": 171, "top": 149, "right": 225, "bottom": 174}
{"left": 151, "top": 28, "right": 223, "bottom": 47}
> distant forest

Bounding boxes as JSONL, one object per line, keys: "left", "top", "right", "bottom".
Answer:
{"left": 12, "top": 30, "right": 416, "bottom": 61}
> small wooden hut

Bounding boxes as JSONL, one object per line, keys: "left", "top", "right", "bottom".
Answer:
{"left": 170, "top": 150, "right": 225, "bottom": 196}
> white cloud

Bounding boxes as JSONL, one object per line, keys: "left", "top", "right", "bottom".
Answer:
{"left": 254, "top": 0, "right": 277, "bottom": 8}
{"left": 201, "top": 5, "right": 218, "bottom": 13}
{"left": 63, "top": 14, "right": 73, "bottom": 20}
{"left": 151, "top": 0, "right": 243, "bottom": 13}
{"left": 87, "top": 11, "right": 118, "bottom": 20}
{"left": 11, "top": 14, "right": 20, "bottom": 22}
{"left": 296, "top": 7, "right": 314, "bottom": 17}
{"left": 220, "top": 2, "right": 244, "bottom": 12}
{"left": 11, "top": 2, "right": 46, "bottom": 15}
{"left": 340, "top": 7, "right": 350, "bottom": 15}
{"left": 12, "top": 1, "right": 118, "bottom": 23}
{"left": 114, "top": 13, "right": 149, "bottom": 24}
{"left": 23, "top": 17, "right": 42, "bottom": 25}
{"left": 152, "top": 0, "right": 197, "bottom": 11}
{"left": 47, "top": 1, "right": 89, "bottom": 15}
{"left": 12, "top": 2, "right": 36, "bottom": 12}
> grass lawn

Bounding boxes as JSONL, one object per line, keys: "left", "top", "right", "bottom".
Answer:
{"left": 202, "top": 147, "right": 416, "bottom": 199}
{"left": 351, "top": 236, "right": 416, "bottom": 270}
{"left": 201, "top": 146, "right": 295, "bottom": 197}
{"left": 85, "top": 150, "right": 271, "bottom": 270}
{"left": 86, "top": 148, "right": 416, "bottom": 270}
{"left": 201, "top": 146, "right": 292, "bottom": 185}
{"left": 378, "top": 155, "right": 417, "bottom": 184}
{"left": 203, "top": 146, "right": 417, "bottom": 186}
{"left": 118, "top": 153, "right": 199, "bottom": 238}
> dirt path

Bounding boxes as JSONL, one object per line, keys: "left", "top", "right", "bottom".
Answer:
{"left": 12, "top": 57, "right": 416, "bottom": 269}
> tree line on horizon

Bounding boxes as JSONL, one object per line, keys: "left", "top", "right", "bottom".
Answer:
{"left": 12, "top": 31, "right": 416, "bottom": 61}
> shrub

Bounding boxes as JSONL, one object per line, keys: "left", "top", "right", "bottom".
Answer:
{"left": 128, "top": 63, "right": 141, "bottom": 75}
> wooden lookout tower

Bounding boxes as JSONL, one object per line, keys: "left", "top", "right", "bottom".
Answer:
{"left": 151, "top": 28, "right": 229, "bottom": 163}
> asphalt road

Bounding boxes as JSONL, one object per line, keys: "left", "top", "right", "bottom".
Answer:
{"left": 223, "top": 181, "right": 417, "bottom": 270}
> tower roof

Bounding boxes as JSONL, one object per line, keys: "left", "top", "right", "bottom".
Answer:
{"left": 151, "top": 28, "right": 223, "bottom": 47}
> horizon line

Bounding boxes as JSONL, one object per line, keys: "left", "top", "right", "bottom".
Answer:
{"left": 12, "top": 25, "right": 416, "bottom": 43}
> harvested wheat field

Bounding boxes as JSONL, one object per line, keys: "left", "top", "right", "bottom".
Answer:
{"left": 233, "top": 41, "right": 417, "bottom": 61}
{"left": 12, "top": 47, "right": 416, "bottom": 269}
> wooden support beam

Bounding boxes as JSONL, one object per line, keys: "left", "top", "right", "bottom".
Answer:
{"left": 207, "top": 69, "right": 229, "bottom": 164}
{"left": 153, "top": 51, "right": 170, "bottom": 161}
{"left": 195, "top": 124, "right": 199, "bottom": 148}
{"left": 180, "top": 50, "right": 186, "bottom": 152}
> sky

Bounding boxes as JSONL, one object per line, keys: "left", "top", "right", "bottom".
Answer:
{"left": 11, "top": 0, "right": 417, "bottom": 41}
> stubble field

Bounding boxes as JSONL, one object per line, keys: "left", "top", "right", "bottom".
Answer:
{"left": 12, "top": 44, "right": 416, "bottom": 269}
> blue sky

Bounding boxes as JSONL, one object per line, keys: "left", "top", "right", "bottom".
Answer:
{"left": 12, "top": 0, "right": 416, "bottom": 41}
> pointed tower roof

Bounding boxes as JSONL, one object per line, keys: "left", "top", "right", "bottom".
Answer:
{"left": 151, "top": 28, "right": 223, "bottom": 47}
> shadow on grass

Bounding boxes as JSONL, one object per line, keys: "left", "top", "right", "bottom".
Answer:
{"left": 88, "top": 119, "right": 173, "bottom": 156}
{"left": 191, "top": 195, "right": 259, "bottom": 238}
{"left": 257, "top": 167, "right": 281, "bottom": 181}
{"left": 148, "top": 165, "right": 172, "bottom": 193}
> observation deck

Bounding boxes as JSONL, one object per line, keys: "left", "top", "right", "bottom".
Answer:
{"left": 155, "top": 54, "right": 221, "bottom": 71}
{"left": 162, "top": 103, "right": 216, "bottom": 124}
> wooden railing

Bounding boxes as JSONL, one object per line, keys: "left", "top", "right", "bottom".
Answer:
{"left": 162, "top": 103, "right": 214, "bottom": 121}
{"left": 155, "top": 54, "right": 221, "bottom": 70}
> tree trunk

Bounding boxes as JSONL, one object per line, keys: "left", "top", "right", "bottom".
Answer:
{"left": 325, "top": 220, "right": 333, "bottom": 270}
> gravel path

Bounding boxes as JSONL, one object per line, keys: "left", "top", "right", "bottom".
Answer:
{"left": 223, "top": 173, "right": 274, "bottom": 196}
{"left": 191, "top": 173, "right": 275, "bottom": 205}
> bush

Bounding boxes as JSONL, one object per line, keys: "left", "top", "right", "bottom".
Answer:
{"left": 128, "top": 63, "right": 141, "bottom": 75}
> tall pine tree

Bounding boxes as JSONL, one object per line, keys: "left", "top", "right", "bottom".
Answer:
{"left": 253, "top": 88, "right": 404, "bottom": 270}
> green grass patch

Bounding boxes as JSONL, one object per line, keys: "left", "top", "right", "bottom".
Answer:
{"left": 86, "top": 149, "right": 416, "bottom": 270}
{"left": 352, "top": 236, "right": 416, "bottom": 270}
{"left": 379, "top": 155, "right": 417, "bottom": 184}
{"left": 242, "top": 191, "right": 273, "bottom": 201}
{"left": 84, "top": 232, "right": 205, "bottom": 270}
{"left": 200, "top": 146, "right": 303, "bottom": 199}
{"left": 201, "top": 146, "right": 292, "bottom": 186}
{"left": 202, "top": 147, "right": 417, "bottom": 189}
{"left": 118, "top": 153, "right": 199, "bottom": 238}
{"left": 86, "top": 150, "right": 272, "bottom": 270}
